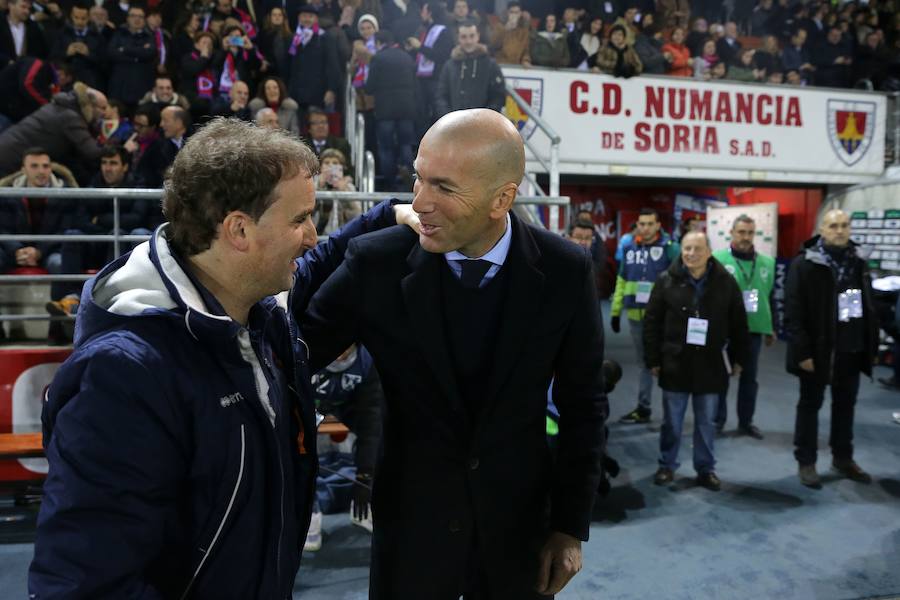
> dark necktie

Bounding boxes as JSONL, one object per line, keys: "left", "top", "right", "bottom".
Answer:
{"left": 459, "top": 259, "right": 492, "bottom": 289}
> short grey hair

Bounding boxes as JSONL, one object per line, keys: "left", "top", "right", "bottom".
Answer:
{"left": 732, "top": 214, "right": 755, "bottom": 230}
{"left": 254, "top": 107, "right": 277, "bottom": 123}
{"left": 163, "top": 118, "right": 319, "bottom": 256}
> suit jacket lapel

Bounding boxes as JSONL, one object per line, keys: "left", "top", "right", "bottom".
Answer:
{"left": 484, "top": 214, "right": 544, "bottom": 410}
{"left": 401, "top": 244, "right": 465, "bottom": 415}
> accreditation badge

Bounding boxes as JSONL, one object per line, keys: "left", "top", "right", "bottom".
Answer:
{"left": 742, "top": 289, "right": 760, "bottom": 314}
{"left": 686, "top": 318, "right": 709, "bottom": 346}
{"left": 636, "top": 281, "right": 653, "bottom": 304}
{"left": 837, "top": 289, "right": 863, "bottom": 322}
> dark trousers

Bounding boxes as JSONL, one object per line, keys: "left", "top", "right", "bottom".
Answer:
{"left": 375, "top": 118, "right": 415, "bottom": 192}
{"left": 716, "top": 333, "right": 763, "bottom": 428}
{"left": 794, "top": 352, "right": 863, "bottom": 466}
{"left": 416, "top": 76, "right": 438, "bottom": 137}
{"left": 51, "top": 229, "right": 111, "bottom": 301}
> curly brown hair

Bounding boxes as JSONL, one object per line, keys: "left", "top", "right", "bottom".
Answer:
{"left": 163, "top": 118, "right": 319, "bottom": 256}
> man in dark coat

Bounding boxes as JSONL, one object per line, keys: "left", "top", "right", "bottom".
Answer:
{"left": 0, "top": 56, "right": 55, "bottom": 123}
{"left": 643, "top": 231, "right": 749, "bottom": 492}
{"left": 812, "top": 26, "right": 853, "bottom": 88}
{"left": 302, "top": 109, "right": 607, "bottom": 599}
{"left": 366, "top": 29, "right": 417, "bottom": 191}
{"left": 106, "top": 5, "right": 157, "bottom": 107}
{"left": 286, "top": 5, "right": 341, "bottom": 111}
{"left": 0, "top": 82, "right": 106, "bottom": 179}
{"left": 138, "top": 105, "right": 189, "bottom": 188}
{"left": 785, "top": 209, "right": 878, "bottom": 488}
{"left": 0, "top": 0, "right": 49, "bottom": 66}
{"left": 304, "top": 106, "right": 353, "bottom": 169}
{"left": 435, "top": 19, "right": 505, "bottom": 117}
{"left": 51, "top": 3, "right": 106, "bottom": 89}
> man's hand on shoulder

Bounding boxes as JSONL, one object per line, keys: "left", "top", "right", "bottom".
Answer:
{"left": 535, "top": 530, "right": 582, "bottom": 596}
{"left": 393, "top": 204, "right": 421, "bottom": 234}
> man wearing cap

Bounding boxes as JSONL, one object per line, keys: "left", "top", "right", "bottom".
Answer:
{"left": 286, "top": 4, "right": 341, "bottom": 113}
{"left": 713, "top": 214, "right": 776, "bottom": 439}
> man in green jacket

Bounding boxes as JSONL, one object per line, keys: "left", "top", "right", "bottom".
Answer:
{"left": 713, "top": 214, "right": 776, "bottom": 439}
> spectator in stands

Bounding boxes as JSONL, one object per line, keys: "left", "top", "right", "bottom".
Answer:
{"left": 258, "top": 6, "right": 292, "bottom": 77}
{"left": 436, "top": 19, "right": 505, "bottom": 117}
{"left": 633, "top": 23, "right": 667, "bottom": 74}
{"left": 305, "top": 345, "right": 384, "bottom": 550}
{"left": 785, "top": 209, "right": 877, "bottom": 488}
{"left": 782, "top": 27, "right": 814, "bottom": 83}
{"left": 716, "top": 21, "right": 741, "bottom": 66}
{"left": 304, "top": 106, "right": 352, "bottom": 167}
{"left": 751, "top": 0, "right": 775, "bottom": 36}
{"left": 0, "top": 147, "right": 76, "bottom": 279}
{"left": 314, "top": 148, "right": 359, "bottom": 232}
{"left": 448, "top": 0, "right": 481, "bottom": 41}
{"left": 365, "top": 30, "right": 415, "bottom": 192}
{"left": 248, "top": 75, "right": 300, "bottom": 133}
{"left": 138, "top": 105, "right": 189, "bottom": 187}
{"left": 489, "top": 1, "right": 531, "bottom": 66}
{"left": 107, "top": 5, "right": 157, "bottom": 108}
{"left": 568, "top": 216, "right": 606, "bottom": 304}
{"left": 138, "top": 76, "right": 192, "bottom": 112}
{"left": 301, "top": 108, "right": 607, "bottom": 599}
{"left": 0, "top": 82, "right": 106, "bottom": 182}
{"left": 178, "top": 31, "right": 219, "bottom": 117}
{"left": 753, "top": 34, "right": 782, "bottom": 76}
{"left": 46, "top": 144, "right": 148, "bottom": 320}
{"left": 853, "top": 31, "right": 890, "bottom": 89}
{"left": 171, "top": 11, "right": 201, "bottom": 68}
{"left": 693, "top": 38, "right": 719, "bottom": 80}
{"left": 644, "top": 231, "right": 749, "bottom": 492}
{"left": 254, "top": 106, "right": 279, "bottom": 128}
{"left": 145, "top": 6, "right": 169, "bottom": 75}
{"left": 101, "top": 0, "right": 128, "bottom": 27}
{"left": 0, "top": 56, "right": 56, "bottom": 126}
{"left": 350, "top": 13, "right": 378, "bottom": 112}
{"left": 729, "top": 48, "right": 763, "bottom": 82}
{"left": 612, "top": 4, "right": 639, "bottom": 47}
{"left": 287, "top": 5, "right": 341, "bottom": 114}
{"left": 212, "top": 79, "right": 252, "bottom": 119}
{"left": 1, "top": 0, "right": 49, "bottom": 66}
{"left": 685, "top": 17, "right": 708, "bottom": 56}
{"left": 611, "top": 208, "right": 679, "bottom": 424}
{"left": 813, "top": 25, "right": 853, "bottom": 88}
{"left": 662, "top": 25, "right": 692, "bottom": 77}
{"left": 571, "top": 14, "right": 603, "bottom": 70}
{"left": 408, "top": 1, "right": 452, "bottom": 132}
{"left": 784, "top": 68, "right": 803, "bottom": 85}
{"left": 97, "top": 99, "right": 132, "bottom": 145}
{"left": 218, "top": 24, "right": 261, "bottom": 99}
{"left": 51, "top": 2, "right": 105, "bottom": 89}
{"left": 123, "top": 102, "right": 159, "bottom": 171}
{"left": 88, "top": 4, "right": 115, "bottom": 42}
{"left": 530, "top": 13, "right": 570, "bottom": 68}
{"left": 709, "top": 58, "right": 728, "bottom": 80}
{"left": 657, "top": 0, "right": 689, "bottom": 30}
{"left": 594, "top": 24, "right": 642, "bottom": 77}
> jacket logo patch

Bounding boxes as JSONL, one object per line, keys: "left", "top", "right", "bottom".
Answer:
{"left": 725, "top": 264, "right": 736, "bottom": 275}
{"left": 220, "top": 392, "right": 244, "bottom": 408}
{"left": 341, "top": 373, "right": 363, "bottom": 391}
{"left": 650, "top": 247, "right": 664, "bottom": 261}
{"left": 760, "top": 267, "right": 769, "bottom": 279}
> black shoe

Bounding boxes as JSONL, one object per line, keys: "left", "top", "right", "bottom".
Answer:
{"left": 619, "top": 407, "right": 651, "bottom": 424}
{"left": 738, "top": 424, "right": 764, "bottom": 440}
{"left": 697, "top": 472, "right": 721, "bottom": 491}
{"left": 832, "top": 459, "right": 872, "bottom": 484}
{"left": 654, "top": 467, "right": 674, "bottom": 485}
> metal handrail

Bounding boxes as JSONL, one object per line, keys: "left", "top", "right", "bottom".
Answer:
{"left": 355, "top": 113, "right": 365, "bottom": 188}
{"left": 345, "top": 71, "right": 357, "bottom": 156}
{"left": 364, "top": 150, "right": 375, "bottom": 194}
{"left": 891, "top": 92, "right": 900, "bottom": 166}
{"left": 505, "top": 85, "right": 562, "bottom": 199}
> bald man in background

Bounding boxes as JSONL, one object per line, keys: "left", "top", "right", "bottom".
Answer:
{"left": 785, "top": 209, "right": 877, "bottom": 488}
{"left": 302, "top": 109, "right": 607, "bottom": 599}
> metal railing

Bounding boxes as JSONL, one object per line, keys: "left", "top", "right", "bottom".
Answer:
{"left": 505, "top": 85, "right": 562, "bottom": 198}
{"left": 889, "top": 92, "right": 900, "bottom": 166}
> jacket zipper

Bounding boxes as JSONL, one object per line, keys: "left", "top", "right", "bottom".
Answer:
{"left": 180, "top": 424, "right": 246, "bottom": 600}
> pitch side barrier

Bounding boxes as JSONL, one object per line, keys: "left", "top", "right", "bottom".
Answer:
{"left": 0, "top": 188, "right": 570, "bottom": 323}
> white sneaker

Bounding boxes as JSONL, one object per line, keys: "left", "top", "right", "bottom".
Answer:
{"left": 349, "top": 501, "right": 373, "bottom": 533}
{"left": 304, "top": 510, "right": 323, "bottom": 551}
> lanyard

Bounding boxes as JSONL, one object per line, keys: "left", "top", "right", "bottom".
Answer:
{"left": 818, "top": 242, "right": 853, "bottom": 287}
{"left": 730, "top": 249, "right": 756, "bottom": 286}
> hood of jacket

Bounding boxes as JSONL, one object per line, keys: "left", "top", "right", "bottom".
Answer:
{"left": 75, "top": 224, "right": 259, "bottom": 348}
{"left": 799, "top": 234, "right": 871, "bottom": 267}
{"left": 450, "top": 43, "right": 489, "bottom": 60}
{"left": 0, "top": 162, "right": 76, "bottom": 188}
{"left": 52, "top": 81, "right": 95, "bottom": 123}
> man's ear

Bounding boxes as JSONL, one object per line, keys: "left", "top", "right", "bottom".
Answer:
{"left": 221, "top": 211, "right": 253, "bottom": 252}
{"left": 490, "top": 182, "right": 517, "bottom": 218}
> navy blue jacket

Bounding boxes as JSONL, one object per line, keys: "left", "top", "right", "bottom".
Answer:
{"left": 28, "top": 200, "right": 397, "bottom": 599}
